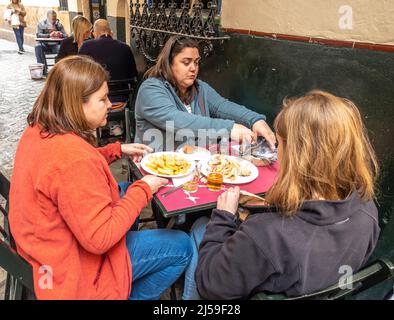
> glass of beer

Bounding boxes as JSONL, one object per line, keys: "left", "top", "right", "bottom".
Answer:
{"left": 207, "top": 172, "right": 223, "bottom": 191}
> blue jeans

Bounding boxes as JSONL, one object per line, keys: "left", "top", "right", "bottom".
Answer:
{"left": 13, "top": 27, "right": 24, "bottom": 51}
{"left": 182, "top": 216, "right": 210, "bottom": 300}
{"left": 118, "top": 182, "right": 193, "bottom": 300}
{"left": 126, "top": 229, "right": 192, "bottom": 300}
{"left": 35, "top": 42, "right": 59, "bottom": 64}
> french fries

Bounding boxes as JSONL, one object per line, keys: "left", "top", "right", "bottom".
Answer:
{"left": 208, "top": 155, "right": 251, "bottom": 181}
{"left": 145, "top": 154, "right": 191, "bottom": 176}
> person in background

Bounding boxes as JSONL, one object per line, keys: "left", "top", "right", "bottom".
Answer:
{"left": 135, "top": 36, "right": 276, "bottom": 152}
{"left": 35, "top": 10, "right": 67, "bottom": 64}
{"left": 55, "top": 15, "right": 92, "bottom": 63}
{"left": 182, "top": 91, "right": 381, "bottom": 299}
{"left": 79, "top": 19, "right": 138, "bottom": 102}
{"left": 79, "top": 19, "right": 138, "bottom": 136}
{"left": 9, "top": 56, "right": 192, "bottom": 300}
{"left": 6, "top": 0, "right": 26, "bottom": 54}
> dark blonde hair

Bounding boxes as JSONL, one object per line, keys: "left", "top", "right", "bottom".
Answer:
{"left": 144, "top": 36, "right": 200, "bottom": 104}
{"left": 71, "top": 15, "right": 92, "bottom": 46}
{"left": 28, "top": 55, "right": 109, "bottom": 145}
{"left": 266, "top": 90, "right": 379, "bottom": 216}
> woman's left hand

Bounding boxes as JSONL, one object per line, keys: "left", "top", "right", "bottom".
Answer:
{"left": 217, "top": 187, "right": 240, "bottom": 215}
{"left": 252, "top": 120, "right": 276, "bottom": 150}
{"left": 121, "top": 143, "right": 153, "bottom": 163}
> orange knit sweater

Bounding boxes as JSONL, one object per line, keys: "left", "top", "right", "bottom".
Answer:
{"left": 9, "top": 125, "right": 152, "bottom": 299}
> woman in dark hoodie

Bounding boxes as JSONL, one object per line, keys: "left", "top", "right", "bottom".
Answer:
{"left": 183, "top": 90, "right": 380, "bottom": 300}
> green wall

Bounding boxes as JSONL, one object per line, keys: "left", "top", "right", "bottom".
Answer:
{"left": 199, "top": 34, "right": 394, "bottom": 299}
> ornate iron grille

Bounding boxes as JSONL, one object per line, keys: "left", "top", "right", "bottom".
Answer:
{"left": 130, "top": 0, "right": 229, "bottom": 62}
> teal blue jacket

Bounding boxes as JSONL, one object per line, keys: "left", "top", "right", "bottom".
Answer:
{"left": 135, "top": 77, "right": 266, "bottom": 151}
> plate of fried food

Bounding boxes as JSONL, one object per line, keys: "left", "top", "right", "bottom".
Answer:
{"left": 141, "top": 152, "right": 195, "bottom": 178}
{"left": 178, "top": 144, "right": 211, "bottom": 161}
{"left": 200, "top": 154, "right": 259, "bottom": 184}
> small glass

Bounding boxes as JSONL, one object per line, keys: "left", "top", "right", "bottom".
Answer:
{"left": 207, "top": 172, "right": 223, "bottom": 191}
{"left": 182, "top": 163, "right": 200, "bottom": 193}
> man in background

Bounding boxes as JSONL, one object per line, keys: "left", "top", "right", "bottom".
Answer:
{"left": 79, "top": 19, "right": 138, "bottom": 99}
{"left": 35, "top": 10, "right": 67, "bottom": 64}
{"left": 79, "top": 19, "right": 138, "bottom": 136}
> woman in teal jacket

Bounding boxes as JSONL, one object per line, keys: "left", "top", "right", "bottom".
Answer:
{"left": 135, "top": 36, "right": 276, "bottom": 151}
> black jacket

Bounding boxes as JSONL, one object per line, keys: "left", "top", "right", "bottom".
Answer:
{"left": 55, "top": 36, "right": 78, "bottom": 63}
{"left": 195, "top": 191, "right": 380, "bottom": 299}
{"left": 78, "top": 35, "right": 137, "bottom": 81}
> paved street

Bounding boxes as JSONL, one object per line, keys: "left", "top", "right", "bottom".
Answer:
{"left": 0, "top": 39, "right": 44, "bottom": 180}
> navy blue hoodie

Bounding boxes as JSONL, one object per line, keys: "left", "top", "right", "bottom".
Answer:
{"left": 195, "top": 191, "right": 380, "bottom": 299}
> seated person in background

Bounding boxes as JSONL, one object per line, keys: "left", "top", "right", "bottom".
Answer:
{"left": 35, "top": 10, "right": 67, "bottom": 64}
{"left": 79, "top": 19, "right": 138, "bottom": 137}
{"left": 9, "top": 56, "right": 192, "bottom": 300}
{"left": 134, "top": 36, "right": 276, "bottom": 152}
{"left": 182, "top": 91, "right": 381, "bottom": 300}
{"left": 79, "top": 19, "right": 138, "bottom": 103}
{"left": 55, "top": 15, "right": 92, "bottom": 63}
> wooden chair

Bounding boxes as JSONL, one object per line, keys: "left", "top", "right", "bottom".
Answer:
{"left": 0, "top": 172, "right": 35, "bottom": 300}
{"left": 251, "top": 258, "right": 394, "bottom": 300}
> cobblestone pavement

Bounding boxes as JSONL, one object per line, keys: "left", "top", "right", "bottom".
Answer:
{"left": 0, "top": 39, "right": 45, "bottom": 180}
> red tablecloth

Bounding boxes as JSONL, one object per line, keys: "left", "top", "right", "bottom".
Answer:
{"left": 139, "top": 161, "right": 279, "bottom": 214}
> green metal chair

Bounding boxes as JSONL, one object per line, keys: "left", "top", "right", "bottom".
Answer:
{"left": 251, "top": 258, "right": 394, "bottom": 300}
{"left": 0, "top": 171, "right": 35, "bottom": 300}
{"left": 96, "top": 78, "right": 138, "bottom": 146}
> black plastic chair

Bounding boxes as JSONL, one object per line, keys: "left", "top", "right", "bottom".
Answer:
{"left": 96, "top": 78, "right": 138, "bottom": 146}
{"left": 0, "top": 171, "right": 35, "bottom": 300}
{"left": 251, "top": 258, "right": 394, "bottom": 300}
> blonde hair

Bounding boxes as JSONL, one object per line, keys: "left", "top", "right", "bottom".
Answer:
{"left": 27, "top": 55, "right": 109, "bottom": 145}
{"left": 266, "top": 90, "right": 379, "bottom": 216}
{"left": 71, "top": 15, "right": 92, "bottom": 47}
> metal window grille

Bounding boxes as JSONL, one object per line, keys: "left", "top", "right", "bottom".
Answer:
{"left": 130, "top": 0, "right": 229, "bottom": 62}
{"left": 59, "top": 0, "right": 69, "bottom": 11}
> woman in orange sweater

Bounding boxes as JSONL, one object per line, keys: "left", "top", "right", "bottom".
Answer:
{"left": 9, "top": 55, "right": 192, "bottom": 300}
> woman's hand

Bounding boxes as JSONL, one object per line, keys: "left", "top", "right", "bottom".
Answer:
{"left": 230, "top": 124, "right": 254, "bottom": 144}
{"left": 252, "top": 120, "right": 276, "bottom": 150}
{"left": 217, "top": 187, "right": 240, "bottom": 215}
{"left": 121, "top": 143, "right": 152, "bottom": 163}
{"left": 141, "top": 175, "right": 168, "bottom": 194}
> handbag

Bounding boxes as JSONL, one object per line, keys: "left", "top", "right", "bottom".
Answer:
{"left": 3, "top": 9, "right": 12, "bottom": 22}
{"left": 237, "top": 190, "right": 270, "bottom": 222}
{"left": 11, "top": 13, "right": 20, "bottom": 27}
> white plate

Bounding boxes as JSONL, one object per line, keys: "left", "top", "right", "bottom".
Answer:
{"left": 200, "top": 155, "right": 259, "bottom": 184}
{"left": 177, "top": 146, "right": 211, "bottom": 161}
{"left": 141, "top": 151, "right": 196, "bottom": 178}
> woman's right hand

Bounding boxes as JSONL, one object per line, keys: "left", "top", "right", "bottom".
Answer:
{"left": 141, "top": 175, "right": 168, "bottom": 194}
{"left": 230, "top": 124, "right": 254, "bottom": 144}
{"left": 217, "top": 187, "right": 240, "bottom": 215}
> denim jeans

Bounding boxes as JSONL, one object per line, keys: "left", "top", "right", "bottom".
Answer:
{"left": 182, "top": 216, "right": 210, "bottom": 300}
{"left": 13, "top": 27, "right": 24, "bottom": 51}
{"left": 118, "top": 181, "right": 193, "bottom": 300}
{"left": 35, "top": 42, "right": 59, "bottom": 64}
{"left": 127, "top": 229, "right": 192, "bottom": 300}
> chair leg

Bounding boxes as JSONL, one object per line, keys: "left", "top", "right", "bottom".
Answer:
{"left": 125, "top": 108, "right": 131, "bottom": 143}
{"left": 4, "top": 273, "right": 11, "bottom": 300}
{"left": 170, "top": 284, "right": 178, "bottom": 300}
